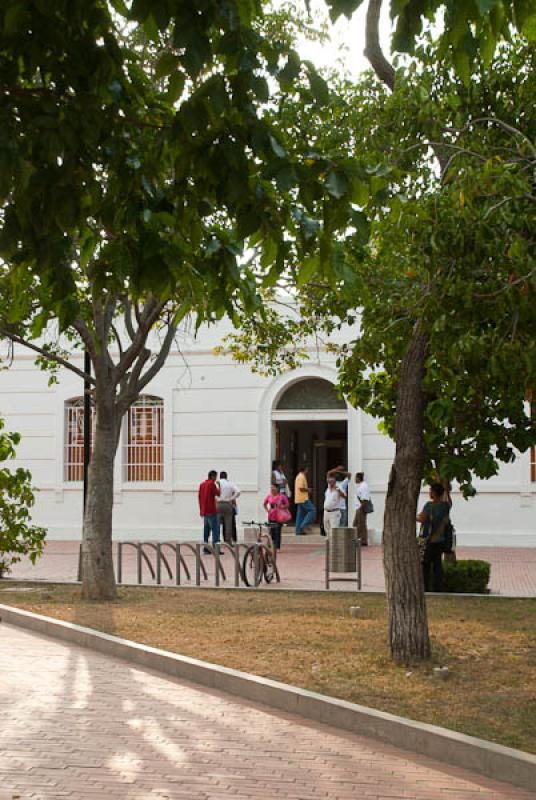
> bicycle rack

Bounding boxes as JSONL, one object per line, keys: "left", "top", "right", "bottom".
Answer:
{"left": 117, "top": 542, "right": 158, "bottom": 584}
{"left": 80, "top": 538, "right": 278, "bottom": 588}
{"left": 160, "top": 542, "right": 191, "bottom": 585}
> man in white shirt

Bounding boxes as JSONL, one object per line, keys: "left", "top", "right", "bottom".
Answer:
{"left": 323, "top": 475, "right": 345, "bottom": 538}
{"left": 217, "top": 471, "right": 240, "bottom": 545}
{"left": 353, "top": 472, "right": 371, "bottom": 546}
{"left": 327, "top": 466, "right": 351, "bottom": 527}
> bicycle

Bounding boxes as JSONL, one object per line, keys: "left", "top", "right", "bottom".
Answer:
{"left": 241, "top": 521, "right": 280, "bottom": 587}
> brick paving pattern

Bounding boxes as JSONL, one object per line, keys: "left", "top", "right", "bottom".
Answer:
{"left": 7, "top": 541, "right": 536, "bottom": 596}
{"left": 1, "top": 624, "right": 535, "bottom": 800}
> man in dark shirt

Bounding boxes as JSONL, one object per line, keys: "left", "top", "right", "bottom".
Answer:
{"left": 198, "top": 470, "right": 221, "bottom": 553}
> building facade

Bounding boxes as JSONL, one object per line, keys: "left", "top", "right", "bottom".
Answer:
{"left": 2, "top": 320, "right": 535, "bottom": 546}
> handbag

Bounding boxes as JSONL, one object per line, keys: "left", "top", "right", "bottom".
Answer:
{"left": 363, "top": 499, "right": 374, "bottom": 515}
{"left": 275, "top": 506, "right": 291, "bottom": 524}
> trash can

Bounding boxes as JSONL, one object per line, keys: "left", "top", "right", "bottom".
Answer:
{"left": 329, "top": 527, "right": 356, "bottom": 572}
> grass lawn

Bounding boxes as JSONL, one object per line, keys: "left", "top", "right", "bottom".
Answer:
{"left": 2, "top": 583, "right": 536, "bottom": 754}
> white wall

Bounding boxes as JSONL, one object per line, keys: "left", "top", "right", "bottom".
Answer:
{"left": 1, "top": 323, "right": 534, "bottom": 546}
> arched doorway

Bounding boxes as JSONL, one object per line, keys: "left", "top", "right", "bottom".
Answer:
{"left": 272, "top": 378, "right": 348, "bottom": 523}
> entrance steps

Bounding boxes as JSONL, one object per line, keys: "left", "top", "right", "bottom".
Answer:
{"left": 281, "top": 525, "right": 326, "bottom": 545}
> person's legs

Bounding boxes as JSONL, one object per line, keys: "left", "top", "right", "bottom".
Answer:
{"left": 355, "top": 507, "right": 368, "bottom": 545}
{"left": 295, "top": 503, "right": 305, "bottom": 534}
{"left": 271, "top": 523, "right": 282, "bottom": 550}
{"left": 231, "top": 509, "right": 237, "bottom": 543}
{"left": 301, "top": 500, "right": 316, "bottom": 530}
{"left": 422, "top": 542, "right": 432, "bottom": 590}
{"left": 218, "top": 502, "right": 233, "bottom": 544}
{"left": 340, "top": 507, "right": 348, "bottom": 527}
{"left": 203, "top": 516, "right": 210, "bottom": 544}
{"left": 324, "top": 509, "right": 340, "bottom": 538}
{"left": 431, "top": 543, "right": 443, "bottom": 592}
{"left": 208, "top": 513, "right": 220, "bottom": 545}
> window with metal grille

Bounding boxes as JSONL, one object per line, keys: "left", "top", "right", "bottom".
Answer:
{"left": 64, "top": 398, "right": 94, "bottom": 482}
{"left": 124, "top": 396, "right": 164, "bottom": 482}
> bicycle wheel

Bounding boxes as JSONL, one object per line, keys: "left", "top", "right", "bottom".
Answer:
{"left": 242, "top": 546, "right": 265, "bottom": 587}
{"left": 263, "top": 552, "right": 276, "bottom": 583}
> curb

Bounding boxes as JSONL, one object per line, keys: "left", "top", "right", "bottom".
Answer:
{"left": 3, "top": 577, "right": 530, "bottom": 598}
{"left": 1, "top": 603, "right": 535, "bottom": 793}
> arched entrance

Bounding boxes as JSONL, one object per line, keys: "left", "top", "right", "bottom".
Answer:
{"left": 272, "top": 378, "right": 348, "bottom": 523}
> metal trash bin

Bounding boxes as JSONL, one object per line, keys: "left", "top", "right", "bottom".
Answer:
{"left": 329, "top": 527, "right": 356, "bottom": 572}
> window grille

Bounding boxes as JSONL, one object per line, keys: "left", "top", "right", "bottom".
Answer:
{"left": 124, "top": 396, "right": 164, "bottom": 482}
{"left": 64, "top": 398, "right": 94, "bottom": 482}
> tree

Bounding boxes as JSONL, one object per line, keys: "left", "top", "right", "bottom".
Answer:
{"left": 326, "top": 0, "right": 536, "bottom": 82}
{"left": 0, "top": 416, "right": 45, "bottom": 577}
{"left": 0, "top": 1, "right": 344, "bottom": 600}
{"left": 223, "top": 28, "right": 536, "bottom": 661}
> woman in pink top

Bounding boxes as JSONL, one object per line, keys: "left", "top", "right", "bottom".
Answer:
{"left": 263, "top": 483, "right": 290, "bottom": 551}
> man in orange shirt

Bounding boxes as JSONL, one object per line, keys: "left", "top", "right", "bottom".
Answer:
{"left": 294, "top": 465, "right": 316, "bottom": 535}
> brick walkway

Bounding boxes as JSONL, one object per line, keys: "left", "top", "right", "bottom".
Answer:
{"left": 1, "top": 624, "right": 534, "bottom": 800}
{"left": 7, "top": 541, "right": 536, "bottom": 596}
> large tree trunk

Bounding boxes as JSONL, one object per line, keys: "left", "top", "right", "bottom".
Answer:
{"left": 81, "top": 381, "right": 119, "bottom": 601}
{"left": 382, "top": 328, "right": 431, "bottom": 662}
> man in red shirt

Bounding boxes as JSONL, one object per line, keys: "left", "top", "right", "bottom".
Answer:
{"left": 198, "top": 470, "right": 221, "bottom": 553}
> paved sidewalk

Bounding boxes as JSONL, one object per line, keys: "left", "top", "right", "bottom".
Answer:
{"left": 7, "top": 540, "right": 536, "bottom": 596}
{"left": 1, "top": 624, "right": 534, "bottom": 800}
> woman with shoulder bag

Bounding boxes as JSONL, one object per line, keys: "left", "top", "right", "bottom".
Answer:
{"left": 417, "top": 482, "right": 451, "bottom": 592}
{"left": 264, "top": 483, "right": 291, "bottom": 551}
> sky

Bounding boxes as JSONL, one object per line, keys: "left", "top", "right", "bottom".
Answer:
{"left": 287, "top": 0, "right": 394, "bottom": 79}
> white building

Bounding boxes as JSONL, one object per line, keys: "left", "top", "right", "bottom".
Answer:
{"left": 2, "top": 320, "right": 535, "bottom": 547}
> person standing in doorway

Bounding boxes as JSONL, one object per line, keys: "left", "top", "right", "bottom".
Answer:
{"left": 272, "top": 460, "right": 289, "bottom": 496}
{"left": 353, "top": 471, "right": 371, "bottom": 546}
{"left": 217, "top": 471, "right": 240, "bottom": 545}
{"left": 198, "top": 470, "right": 221, "bottom": 553}
{"left": 294, "top": 465, "right": 316, "bottom": 535}
{"left": 323, "top": 475, "right": 345, "bottom": 538}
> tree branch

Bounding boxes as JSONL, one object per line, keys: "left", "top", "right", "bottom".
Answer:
{"left": 0, "top": 329, "right": 96, "bottom": 384}
{"left": 364, "top": 0, "right": 395, "bottom": 92}
{"left": 137, "top": 320, "right": 178, "bottom": 394}
{"left": 115, "top": 296, "right": 166, "bottom": 381}
{"left": 71, "top": 317, "right": 97, "bottom": 360}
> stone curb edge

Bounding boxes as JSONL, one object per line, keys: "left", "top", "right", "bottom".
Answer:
{"left": 1, "top": 603, "right": 535, "bottom": 793}
{"left": 5, "top": 577, "right": 530, "bottom": 598}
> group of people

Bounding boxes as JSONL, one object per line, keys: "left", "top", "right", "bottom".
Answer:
{"left": 199, "top": 463, "right": 454, "bottom": 593}
{"left": 198, "top": 470, "right": 240, "bottom": 553}
{"left": 271, "top": 461, "right": 373, "bottom": 543}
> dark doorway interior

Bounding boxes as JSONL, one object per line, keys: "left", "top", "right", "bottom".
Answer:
{"left": 275, "top": 420, "right": 348, "bottom": 523}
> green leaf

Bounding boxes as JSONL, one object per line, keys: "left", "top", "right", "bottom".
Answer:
{"left": 325, "top": 170, "right": 349, "bottom": 199}
{"left": 307, "top": 66, "right": 330, "bottom": 105}
{"left": 269, "top": 135, "right": 287, "bottom": 159}
{"left": 167, "top": 72, "right": 185, "bottom": 103}
{"left": 351, "top": 181, "right": 369, "bottom": 206}
{"left": 155, "top": 52, "right": 180, "bottom": 80}
{"left": 297, "top": 254, "right": 319, "bottom": 287}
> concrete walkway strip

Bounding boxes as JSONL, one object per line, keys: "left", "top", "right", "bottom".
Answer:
{"left": 1, "top": 603, "right": 535, "bottom": 794}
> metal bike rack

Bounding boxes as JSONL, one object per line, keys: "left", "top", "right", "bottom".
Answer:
{"left": 160, "top": 542, "right": 191, "bottom": 585}
{"left": 117, "top": 541, "right": 157, "bottom": 584}
{"left": 83, "top": 538, "right": 274, "bottom": 588}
